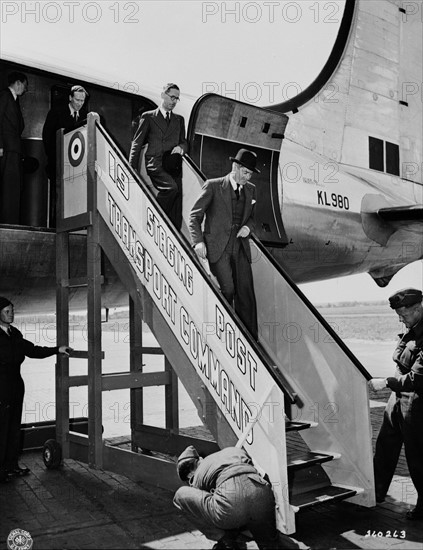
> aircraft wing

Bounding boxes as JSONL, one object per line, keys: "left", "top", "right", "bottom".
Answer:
{"left": 378, "top": 205, "right": 423, "bottom": 222}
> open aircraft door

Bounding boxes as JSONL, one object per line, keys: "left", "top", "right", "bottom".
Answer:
{"left": 187, "top": 93, "right": 289, "bottom": 246}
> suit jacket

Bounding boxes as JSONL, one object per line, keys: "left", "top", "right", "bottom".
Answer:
{"left": 0, "top": 88, "right": 24, "bottom": 153}
{"left": 129, "top": 108, "right": 188, "bottom": 172}
{"left": 42, "top": 104, "right": 82, "bottom": 172}
{"left": 189, "top": 175, "right": 256, "bottom": 264}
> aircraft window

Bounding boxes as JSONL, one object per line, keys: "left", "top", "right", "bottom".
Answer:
{"left": 239, "top": 116, "right": 248, "bottom": 128}
{"left": 385, "top": 142, "right": 399, "bottom": 176}
{"left": 369, "top": 137, "right": 400, "bottom": 176}
{"left": 369, "top": 137, "right": 384, "bottom": 172}
{"left": 262, "top": 123, "right": 270, "bottom": 134}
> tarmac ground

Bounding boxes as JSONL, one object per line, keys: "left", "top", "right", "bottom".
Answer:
{"left": 1, "top": 390, "right": 423, "bottom": 550}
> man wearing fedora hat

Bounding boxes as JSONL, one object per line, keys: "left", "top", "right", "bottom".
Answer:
{"left": 173, "top": 445, "right": 307, "bottom": 549}
{"left": 129, "top": 82, "right": 188, "bottom": 230}
{"left": 189, "top": 149, "right": 259, "bottom": 340}
{"left": 0, "top": 297, "right": 72, "bottom": 483}
{"left": 369, "top": 288, "right": 423, "bottom": 520}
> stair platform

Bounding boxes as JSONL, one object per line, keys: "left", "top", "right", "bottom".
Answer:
{"left": 285, "top": 420, "right": 313, "bottom": 432}
{"left": 291, "top": 484, "right": 358, "bottom": 509}
{"left": 287, "top": 450, "right": 335, "bottom": 471}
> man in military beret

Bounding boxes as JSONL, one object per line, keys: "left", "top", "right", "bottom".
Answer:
{"left": 369, "top": 288, "right": 423, "bottom": 520}
{"left": 173, "top": 445, "right": 308, "bottom": 549}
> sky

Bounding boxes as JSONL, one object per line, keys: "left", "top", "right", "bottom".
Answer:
{"left": 1, "top": 0, "right": 422, "bottom": 303}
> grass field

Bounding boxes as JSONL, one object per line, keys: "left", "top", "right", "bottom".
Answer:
{"left": 317, "top": 303, "right": 403, "bottom": 341}
{"left": 17, "top": 302, "right": 405, "bottom": 343}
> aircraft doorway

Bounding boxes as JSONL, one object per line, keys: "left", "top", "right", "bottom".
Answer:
{"left": 188, "top": 94, "right": 289, "bottom": 246}
{"left": 0, "top": 59, "right": 156, "bottom": 228}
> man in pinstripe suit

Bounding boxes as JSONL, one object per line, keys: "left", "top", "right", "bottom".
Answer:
{"left": 129, "top": 83, "right": 188, "bottom": 230}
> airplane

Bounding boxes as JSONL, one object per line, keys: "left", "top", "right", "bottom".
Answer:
{"left": 0, "top": 0, "right": 422, "bottom": 314}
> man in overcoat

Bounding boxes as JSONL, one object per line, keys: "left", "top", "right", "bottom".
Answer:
{"left": 189, "top": 149, "right": 259, "bottom": 340}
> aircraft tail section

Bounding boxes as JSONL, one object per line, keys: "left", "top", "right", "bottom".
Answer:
{"left": 273, "top": 0, "right": 423, "bottom": 185}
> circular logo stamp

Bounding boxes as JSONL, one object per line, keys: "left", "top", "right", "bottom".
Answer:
{"left": 7, "top": 529, "right": 33, "bottom": 550}
{"left": 68, "top": 131, "right": 86, "bottom": 167}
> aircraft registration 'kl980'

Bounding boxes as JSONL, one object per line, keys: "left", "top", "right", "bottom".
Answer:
{"left": 0, "top": 0, "right": 422, "bottom": 313}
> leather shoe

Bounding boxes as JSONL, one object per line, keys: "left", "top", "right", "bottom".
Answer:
{"left": 376, "top": 493, "right": 386, "bottom": 503}
{"left": 406, "top": 507, "right": 423, "bottom": 521}
{"left": 7, "top": 466, "right": 30, "bottom": 477}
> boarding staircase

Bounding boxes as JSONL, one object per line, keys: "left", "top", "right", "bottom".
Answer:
{"left": 54, "top": 114, "right": 375, "bottom": 534}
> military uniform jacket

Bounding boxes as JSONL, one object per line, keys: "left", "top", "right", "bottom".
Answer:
{"left": 387, "top": 317, "right": 423, "bottom": 395}
{"left": 128, "top": 108, "right": 188, "bottom": 172}
{"left": 189, "top": 175, "right": 256, "bottom": 264}
{"left": 191, "top": 447, "right": 259, "bottom": 492}
{"left": 0, "top": 326, "right": 58, "bottom": 403}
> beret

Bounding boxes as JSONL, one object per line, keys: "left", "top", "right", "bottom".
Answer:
{"left": 389, "top": 288, "right": 422, "bottom": 309}
{"left": 177, "top": 445, "right": 199, "bottom": 464}
{"left": 0, "top": 297, "right": 12, "bottom": 312}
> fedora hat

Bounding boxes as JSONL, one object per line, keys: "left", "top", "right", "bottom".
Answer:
{"left": 229, "top": 149, "right": 260, "bottom": 173}
{"left": 162, "top": 150, "right": 182, "bottom": 177}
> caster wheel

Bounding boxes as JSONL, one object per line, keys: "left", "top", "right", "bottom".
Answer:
{"left": 43, "top": 439, "right": 62, "bottom": 469}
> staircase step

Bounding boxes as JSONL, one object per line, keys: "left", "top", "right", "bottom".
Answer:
{"left": 287, "top": 450, "right": 335, "bottom": 471}
{"left": 285, "top": 420, "right": 312, "bottom": 432}
{"left": 290, "top": 484, "right": 357, "bottom": 510}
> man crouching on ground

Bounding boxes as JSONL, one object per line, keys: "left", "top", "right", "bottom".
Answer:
{"left": 173, "top": 445, "right": 308, "bottom": 549}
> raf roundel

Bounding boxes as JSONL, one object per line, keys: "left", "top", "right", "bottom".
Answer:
{"left": 68, "top": 131, "right": 86, "bottom": 167}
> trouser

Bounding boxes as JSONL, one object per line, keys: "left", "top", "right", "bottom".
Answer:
{"left": 209, "top": 234, "right": 258, "bottom": 340}
{"left": 148, "top": 167, "right": 182, "bottom": 230}
{"left": 0, "top": 151, "right": 23, "bottom": 224}
{"left": 374, "top": 391, "right": 423, "bottom": 508}
{"left": 0, "top": 379, "right": 25, "bottom": 472}
{"left": 174, "top": 473, "right": 302, "bottom": 549}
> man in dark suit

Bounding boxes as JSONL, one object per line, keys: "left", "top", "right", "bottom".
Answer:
{"left": 42, "top": 85, "right": 88, "bottom": 226}
{"left": 189, "top": 149, "right": 259, "bottom": 340}
{"left": 129, "top": 83, "right": 188, "bottom": 230}
{"left": 0, "top": 71, "right": 28, "bottom": 224}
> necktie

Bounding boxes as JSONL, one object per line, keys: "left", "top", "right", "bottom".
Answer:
{"left": 235, "top": 184, "right": 240, "bottom": 199}
{"left": 7, "top": 327, "right": 12, "bottom": 337}
{"left": 73, "top": 112, "right": 78, "bottom": 123}
{"left": 165, "top": 111, "right": 170, "bottom": 125}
